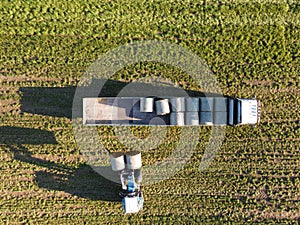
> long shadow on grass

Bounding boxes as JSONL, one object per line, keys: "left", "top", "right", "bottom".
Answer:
{"left": 19, "top": 78, "right": 221, "bottom": 119}
{"left": 35, "top": 166, "right": 121, "bottom": 202}
{"left": 0, "top": 126, "right": 120, "bottom": 201}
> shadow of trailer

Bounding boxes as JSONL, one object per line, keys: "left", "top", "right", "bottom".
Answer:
{"left": 19, "top": 79, "right": 220, "bottom": 119}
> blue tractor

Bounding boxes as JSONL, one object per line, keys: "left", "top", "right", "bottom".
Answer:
{"left": 110, "top": 151, "right": 143, "bottom": 214}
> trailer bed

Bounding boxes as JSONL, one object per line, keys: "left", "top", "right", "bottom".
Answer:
{"left": 83, "top": 96, "right": 253, "bottom": 126}
{"left": 83, "top": 97, "right": 170, "bottom": 125}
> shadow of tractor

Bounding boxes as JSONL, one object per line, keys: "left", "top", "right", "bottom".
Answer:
{"left": 0, "top": 126, "right": 120, "bottom": 202}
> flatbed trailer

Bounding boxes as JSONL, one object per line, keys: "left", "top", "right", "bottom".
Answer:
{"left": 83, "top": 96, "right": 261, "bottom": 126}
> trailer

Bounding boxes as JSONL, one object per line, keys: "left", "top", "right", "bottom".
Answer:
{"left": 83, "top": 96, "right": 261, "bottom": 126}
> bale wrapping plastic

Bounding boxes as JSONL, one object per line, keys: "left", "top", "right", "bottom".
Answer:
{"left": 214, "top": 97, "right": 227, "bottom": 112}
{"left": 185, "top": 111, "right": 199, "bottom": 125}
{"left": 199, "top": 111, "right": 213, "bottom": 125}
{"left": 110, "top": 152, "right": 125, "bottom": 171}
{"left": 170, "top": 97, "right": 185, "bottom": 112}
{"left": 214, "top": 111, "right": 227, "bottom": 125}
{"left": 170, "top": 112, "right": 185, "bottom": 125}
{"left": 140, "top": 97, "right": 154, "bottom": 113}
{"left": 155, "top": 99, "right": 170, "bottom": 115}
{"left": 200, "top": 97, "right": 214, "bottom": 112}
{"left": 126, "top": 151, "right": 142, "bottom": 170}
{"left": 186, "top": 97, "right": 199, "bottom": 112}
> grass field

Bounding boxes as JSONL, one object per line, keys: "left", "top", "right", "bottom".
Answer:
{"left": 0, "top": 0, "right": 299, "bottom": 224}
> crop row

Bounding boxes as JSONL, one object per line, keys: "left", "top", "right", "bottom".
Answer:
{"left": 1, "top": 0, "right": 299, "bottom": 223}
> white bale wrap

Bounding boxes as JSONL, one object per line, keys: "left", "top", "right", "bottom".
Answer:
{"left": 214, "top": 111, "right": 227, "bottom": 125}
{"left": 126, "top": 151, "right": 142, "bottom": 170}
{"left": 140, "top": 97, "right": 154, "bottom": 112}
{"left": 185, "top": 112, "right": 199, "bottom": 125}
{"left": 170, "top": 97, "right": 185, "bottom": 112}
{"left": 186, "top": 98, "right": 199, "bottom": 111}
{"left": 110, "top": 152, "right": 125, "bottom": 171}
{"left": 200, "top": 97, "right": 214, "bottom": 111}
{"left": 155, "top": 99, "right": 170, "bottom": 115}
{"left": 170, "top": 112, "right": 185, "bottom": 125}
{"left": 199, "top": 111, "right": 213, "bottom": 125}
{"left": 214, "top": 97, "right": 227, "bottom": 112}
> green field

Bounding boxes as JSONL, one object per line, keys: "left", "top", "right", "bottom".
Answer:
{"left": 0, "top": 0, "right": 299, "bottom": 224}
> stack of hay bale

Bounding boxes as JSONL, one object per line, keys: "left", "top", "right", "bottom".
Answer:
{"left": 139, "top": 97, "right": 227, "bottom": 126}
